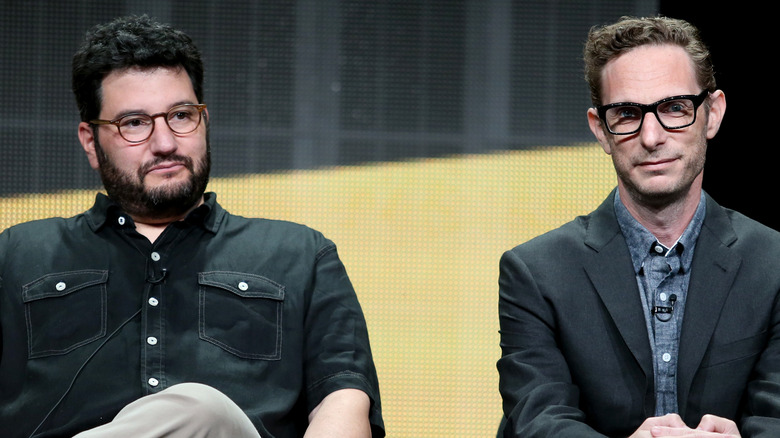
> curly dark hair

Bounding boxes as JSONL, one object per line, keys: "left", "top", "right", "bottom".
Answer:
{"left": 583, "top": 16, "right": 716, "bottom": 107}
{"left": 72, "top": 15, "right": 204, "bottom": 122}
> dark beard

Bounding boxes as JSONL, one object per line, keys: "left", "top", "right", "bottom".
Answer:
{"left": 94, "top": 136, "right": 211, "bottom": 220}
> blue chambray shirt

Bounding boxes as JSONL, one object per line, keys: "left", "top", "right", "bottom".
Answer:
{"left": 614, "top": 190, "right": 706, "bottom": 416}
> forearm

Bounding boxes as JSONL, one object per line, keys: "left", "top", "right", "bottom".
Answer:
{"left": 305, "top": 388, "right": 372, "bottom": 438}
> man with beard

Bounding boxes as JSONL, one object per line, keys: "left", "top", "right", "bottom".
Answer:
{"left": 497, "top": 16, "right": 780, "bottom": 438}
{"left": 0, "top": 15, "right": 384, "bottom": 438}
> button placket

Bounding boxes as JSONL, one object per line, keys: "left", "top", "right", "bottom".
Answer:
{"left": 144, "top": 250, "right": 164, "bottom": 392}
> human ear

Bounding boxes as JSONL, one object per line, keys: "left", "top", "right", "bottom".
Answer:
{"left": 587, "top": 108, "right": 612, "bottom": 155}
{"left": 78, "top": 122, "right": 100, "bottom": 170}
{"left": 704, "top": 90, "right": 726, "bottom": 140}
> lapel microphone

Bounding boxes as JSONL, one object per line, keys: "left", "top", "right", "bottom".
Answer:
{"left": 147, "top": 268, "right": 168, "bottom": 284}
{"left": 652, "top": 294, "right": 677, "bottom": 322}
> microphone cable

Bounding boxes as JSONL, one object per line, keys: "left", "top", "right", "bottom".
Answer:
{"left": 28, "top": 307, "right": 142, "bottom": 438}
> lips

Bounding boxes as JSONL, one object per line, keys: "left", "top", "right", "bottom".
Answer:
{"left": 141, "top": 156, "right": 193, "bottom": 176}
{"left": 148, "top": 161, "right": 186, "bottom": 172}
{"left": 638, "top": 157, "right": 676, "bottom": 170}
{"left": 642, "top": 159, "right": 673, "bottom": 165}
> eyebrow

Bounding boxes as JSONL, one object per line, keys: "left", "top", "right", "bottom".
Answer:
{"left": 107, "top": 100, "right": 198, "bottom": 119}
{"left": 604, "top": 92, "right": 701, "bottom": 107}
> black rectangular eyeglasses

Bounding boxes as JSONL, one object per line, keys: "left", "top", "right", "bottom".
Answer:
{"left": 596, "top": 90, "right": 709, "bottom": 135}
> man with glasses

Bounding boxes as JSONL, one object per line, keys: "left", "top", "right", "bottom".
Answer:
{"left": 0, "top": 15, "right": 383, "bottom": 438}
{"left": 498, "top": 16, "right": 780, "bottom": 437}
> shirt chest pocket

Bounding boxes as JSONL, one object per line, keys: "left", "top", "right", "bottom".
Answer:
{"left": 22, "top": 270, "right": 109, "bottom": 359}
{"left": 198, "top": 271, "right": 285, "bottom": 360}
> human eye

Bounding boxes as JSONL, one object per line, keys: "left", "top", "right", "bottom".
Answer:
{"left": 168, "top": 106, "right": 197, "bottom": 121}
{"left": 618, "top": 107, "right": 641, "bottom": 119}
{"left": 118, "top": 114, "right": 152, "bottom": 130}
{"left": 659, "top": 99, "right": 693, "bottom": 117}
{"left": 607, "top": 105, "right": 641, "bottom": 124}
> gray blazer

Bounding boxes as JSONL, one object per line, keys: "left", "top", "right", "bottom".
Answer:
{"left": 498, "top": 190, "right": 780, "bottom": 437}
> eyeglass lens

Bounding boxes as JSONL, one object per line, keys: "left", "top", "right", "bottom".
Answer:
{"left": 604, "top": 97, "right": 697, "bottom": 134}
{"left": 118, "top": 105, "right": 203, "bottom": 142}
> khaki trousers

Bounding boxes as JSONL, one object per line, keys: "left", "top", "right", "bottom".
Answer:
{"left": 73, "top": 383, "right": 262, "bottom": 438}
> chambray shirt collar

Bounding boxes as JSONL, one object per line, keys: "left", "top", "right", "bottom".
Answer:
{"left": 614, "top": 190, "right": 706, "bottom": 274}
{"left": 85, "top": 191, "right": 223, "bottom": 234}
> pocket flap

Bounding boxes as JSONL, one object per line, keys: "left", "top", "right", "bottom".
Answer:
{"left": 198, "top": 271, "right": 285, "bottom": 300}
{"left": 22, "top": 270, "right": 109, "bottom": 303}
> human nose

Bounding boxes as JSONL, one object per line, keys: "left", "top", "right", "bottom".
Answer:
{"left": 638, "top": 110, "right": 667, "bottom": 149}
{"left": 147, "top": 115, "right": 178, "bottom": 155}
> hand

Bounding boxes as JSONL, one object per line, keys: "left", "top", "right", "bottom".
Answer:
{"left": 696, "top": 415, "right": 740, "bottom": 436}
{"left": 648, "top": 414, "right": 740, "bottom": 437}
{"left": 628, "top": 414, "right": 689, "bottom": 438}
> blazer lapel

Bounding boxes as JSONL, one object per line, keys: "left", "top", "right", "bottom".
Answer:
{"left": 582, "top": 192, "right": 654, "bottom": 380}
{"left": 676, "top": 195, "right": 742, "bottom": 417}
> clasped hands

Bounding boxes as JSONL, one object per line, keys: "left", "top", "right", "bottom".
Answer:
{"left": 629, "top": 413, "right": 740, "bottom": 438}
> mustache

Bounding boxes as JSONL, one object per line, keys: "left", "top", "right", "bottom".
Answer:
{"left": 138, "top": 155, "right": 194, "bottom": 177}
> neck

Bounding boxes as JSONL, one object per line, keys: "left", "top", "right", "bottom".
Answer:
{"left": 129, "top": 196, "right": 204, "bottom": 243}
{"left": 133, "top": 221, "right": 170, "bottom": 243}
{"left": 618, "top": 186, "right": 701, "bottom": 248}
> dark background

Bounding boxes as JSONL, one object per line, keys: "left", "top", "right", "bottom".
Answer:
{"left": 2, "top": 1, "right": 774, "bottom": 229}
{"left": 660, "top": 3, "right": 776, "bottom": 230}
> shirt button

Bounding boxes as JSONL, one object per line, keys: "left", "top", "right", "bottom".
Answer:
{"left": 148, "top": 377, "right": 159, "bottom": 387}
{"left": 118, "top": 216, "right": 126, "bottom": 226}
{"left": 55, "top": 281, "right": 66, "bottom": 291}
{"left": 654, "top": 245, "right": 664, "bottom": 254}
{"left": 147, "top": 336, "right": 158, "bottom": 345}
{"left": 148, "top": 297, "right": 159, "bottom": 306}
{"left": 151, "top": 252, "right": 161, "bottom": 262}
{"left": 238, "top": 281, "right": 249, "bottom": 291}
{"left": 662, "top": 353, "right": 672, "bottom": 362}
{"left": 660, "top": 292, "right": 668, "bottom": 302}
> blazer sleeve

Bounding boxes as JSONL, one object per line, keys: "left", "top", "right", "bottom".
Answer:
{"left": 740, "top": 290, "right": 780, "bottom": 436}
{"left": 497, "top": 248, "right": 607, "bottom": 437}
{"left": 701, "top": 205, "right": 780, "bottom": 437}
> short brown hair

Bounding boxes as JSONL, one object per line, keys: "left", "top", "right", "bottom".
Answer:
{"left": 583, "top": 16, "right": 715, "bottom": 106}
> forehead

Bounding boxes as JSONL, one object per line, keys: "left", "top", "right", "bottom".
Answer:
{"left": 600, "top": 44, "right": 699, "bottom": 104}
{"left": 99, "top": 67, "right": 196, "bottom": 115}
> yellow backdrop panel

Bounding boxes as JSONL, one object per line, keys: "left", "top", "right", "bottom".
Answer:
{"left": 0, "top": 144, "right": 615, "bottom": 437}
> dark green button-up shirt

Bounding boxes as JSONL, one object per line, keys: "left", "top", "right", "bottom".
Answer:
{"left": 0, "top": 192, "right": 383, "bottom": 438}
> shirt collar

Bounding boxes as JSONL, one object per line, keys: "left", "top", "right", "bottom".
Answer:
{"left": 85, "top": 192, "right": 223, "bottom": 234}
{"left": 615, "top": 190, "right": 706, "bottom": 274}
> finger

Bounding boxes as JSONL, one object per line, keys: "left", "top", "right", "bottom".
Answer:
{"left": 652, "top": 427, "right": 738, "bottom": 438}
{"left": 696, "top": 414, "right": 739, "bottom": 435}
{"left": 651, "top": 426, "right": 692, "bottom": 436}
{"left": 656, "top": 414, "right": 688, "bottom": 428}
